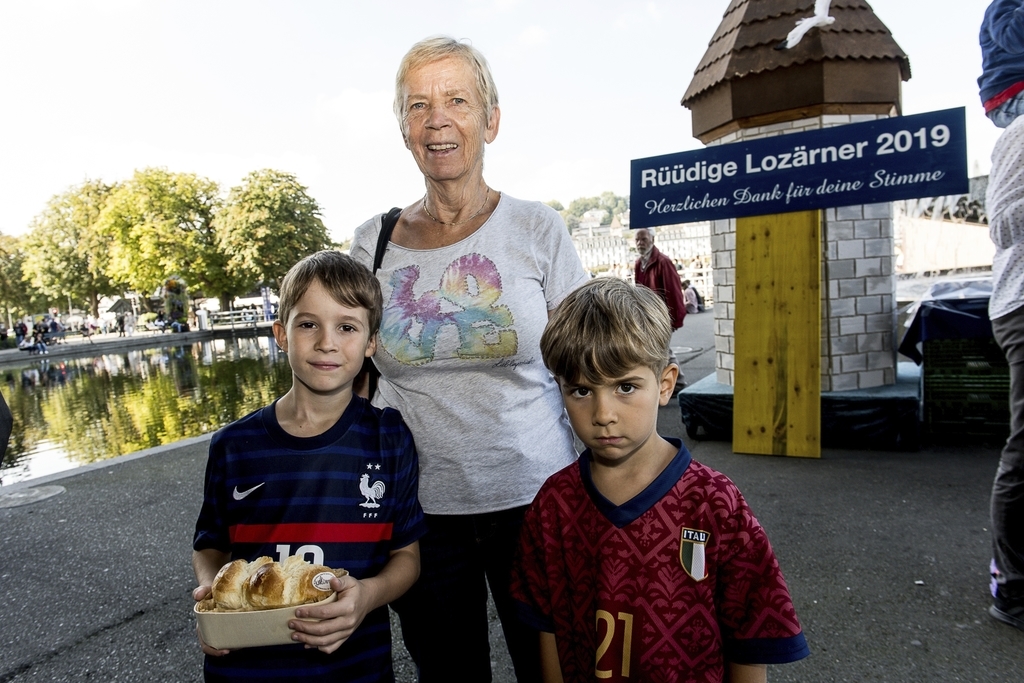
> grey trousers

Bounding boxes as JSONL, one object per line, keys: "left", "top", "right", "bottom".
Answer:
{"left": 991, "top": 305, "right": 1024, "bottom": 600}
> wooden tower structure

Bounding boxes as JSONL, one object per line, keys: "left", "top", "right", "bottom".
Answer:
{"left": 682, "top": 0, "right": 910, "bottom": 456}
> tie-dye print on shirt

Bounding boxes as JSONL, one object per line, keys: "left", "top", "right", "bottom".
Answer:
{"left": 381, "top": 253, "right": 518, "bottom": 365}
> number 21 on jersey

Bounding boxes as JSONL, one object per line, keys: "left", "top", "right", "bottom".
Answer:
{"left": 596, "top": 610, "right": 633, "bottom": 679}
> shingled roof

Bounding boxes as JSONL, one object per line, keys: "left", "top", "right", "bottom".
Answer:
{"left": 683, "top": 0, "right": 911, "bottom": 106}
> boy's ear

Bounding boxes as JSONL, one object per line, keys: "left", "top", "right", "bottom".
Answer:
{"left": 272, "top": 320, "right": 288, "bottom": 352}
{"left": 658, "top": 364, "right": 679, "bottom": 406}
{"left": 364, "top": 332, "right": 377, "bottom": 358}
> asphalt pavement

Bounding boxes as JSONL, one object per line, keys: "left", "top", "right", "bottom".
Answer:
{"left": 1, "top": 308, "right": 1021, "bottom": 682}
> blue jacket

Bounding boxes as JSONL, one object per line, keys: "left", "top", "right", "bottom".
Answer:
{"left": 979, "top": 0, "right": 1024, "bottom": 105}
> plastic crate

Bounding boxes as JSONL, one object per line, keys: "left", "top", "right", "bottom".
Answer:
{"left": 922, "top": 337, "right": 1010, "bottom": 442}
{"left": 922, "top": 338, "right": 1008, "bottom": 376}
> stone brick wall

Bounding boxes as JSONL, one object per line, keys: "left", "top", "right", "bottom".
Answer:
{"left": 706, "top": 114, "right": 896, "bottom": 391}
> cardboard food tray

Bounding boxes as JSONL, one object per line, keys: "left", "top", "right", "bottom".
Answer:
{"left": 195, "top": 593, "right": 337, "bottom": 650}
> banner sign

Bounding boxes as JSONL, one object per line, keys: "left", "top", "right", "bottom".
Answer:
{"left": 629, "top": 107, "right": 968, "bottom": 228}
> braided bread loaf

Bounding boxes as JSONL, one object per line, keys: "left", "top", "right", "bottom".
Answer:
{"left": 210, "top": 556, "right": 347, "bottom": 611}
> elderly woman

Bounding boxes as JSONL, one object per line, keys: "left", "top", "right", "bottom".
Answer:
{"left": 350, "top": 37, "right": 588, "bottom": 682}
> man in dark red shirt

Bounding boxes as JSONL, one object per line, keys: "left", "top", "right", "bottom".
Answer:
{"left": 634, "top": 229, "right": 685, "bottom": 328}
{"left": 634, "top": 228, "right": 686, "bottom": 391}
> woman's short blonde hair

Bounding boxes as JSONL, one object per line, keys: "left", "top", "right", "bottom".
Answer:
{"left": 393, "top": 36, "right": 499, "bottom": 136}
{"left": 541, "top": 278, "right": 672, "bottom": 385}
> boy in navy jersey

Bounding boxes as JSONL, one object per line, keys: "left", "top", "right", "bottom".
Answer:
{"left": 192, "top": 250, "right": 425, "bottom": 682}
{"left": 512, "top": 278, "right": 809, "bottom": 683}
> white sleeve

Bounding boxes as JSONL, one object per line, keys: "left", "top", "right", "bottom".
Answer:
{"left": 988, "top": 117, "right": 1024, "bottom": 250}
{"left": 350, "top": 215, "right": 382, "bottom": 269}
{"left": 533, "top": 204, "right": 589, "bottom": 310}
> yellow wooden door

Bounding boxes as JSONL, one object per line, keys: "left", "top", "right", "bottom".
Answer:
{"left": 733, "top": 210, "right": 821, "bottom": 458}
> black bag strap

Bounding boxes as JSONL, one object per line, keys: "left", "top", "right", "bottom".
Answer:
{"left": 363, "top": 207, "right": 400, "bottom": 401}
{"left": 374, "top": 207, "right": 402, "bottom": 273}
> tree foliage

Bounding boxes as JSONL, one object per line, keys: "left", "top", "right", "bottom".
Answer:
{"left": 97, "top": 168, "right": 229, "bottom": 304}
{"left": 21, "top": 180, "right": 120, "bottom": 316}
{"left": 9, "top": 166, "right": 334, "bottom": 316}
{"left": 215, "top": 169, "right": 332, "bottom": 293}
{"left": 554, "top": 192, "right": 630, "bottom": 231}
{"left": 564, "top": 192, "right": 629, "bottom": 224}
{"left": 0, "top": 233, "right": 35, "bottom": 320}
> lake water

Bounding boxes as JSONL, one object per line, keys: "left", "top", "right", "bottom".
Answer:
{"left": 1, "top": 334, "right": 293, "bottom": 486}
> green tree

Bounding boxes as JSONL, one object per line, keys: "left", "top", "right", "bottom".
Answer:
{"left": 564, "top": 193, "right": 630, "bottom": 225}
{"left": 97, "top": 168, "right": 229, "bottom": 308}
{"left": 567, "top": 196, "right": 602, "bottom": 218}
{"left": 556, "top": 192, "right": 630, "bottom": 232}
{"left": 215, "top": 169, "right": 331, "bottom": 297}
{"left": 599, "top": 191, "right": 629, "bottom": 225}
{"left": 21, "top": 180, "right": 121, "bottom": 317}
{"left": 0, "top": 233, "right": 33, "bottom": 323}
{"left": 544, "top": 199, "right": 564, "bottom": 212}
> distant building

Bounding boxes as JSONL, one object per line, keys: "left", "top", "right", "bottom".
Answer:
{"left": 894, "top": 175, "right": 992, "bottom": 276}
{"left": 579, "top": 208, "right": 608, "bottom": 229}
{"left": 570, "top": 220, "right": 714, "bottom": 299}
{"left": 571, "top": 221, "right": 711, "bottom": 272}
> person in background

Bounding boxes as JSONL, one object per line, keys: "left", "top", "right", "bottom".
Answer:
{"left": 682, "top": 279, "right": 700, "bottom": 315}
{"left": 0, "top": 388, "right": 12, "bottom": 459}
{"left": 31, "top": 326, "right": 48, "bottom": 355}
{"left": 49, "top": 317, "right": 64, "bottom": 343}
{"left": 984, "top": 110, "right": 1024, "bottom": 633}
{"left": 350, "top": 35, "right": 589, "bottom": 682}
{"left": 979, "top": 1, "right": 1024, "bottom": 128}
{"left": 634, "top": 228, "right": 686, "bottom": 392}
{"left": 980, "top": 1, "right": 1024, "bottom": 632}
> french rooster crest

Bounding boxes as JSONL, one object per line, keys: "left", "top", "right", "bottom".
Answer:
{"left": 359, "top": 473, "right": 386, "bottom": 508}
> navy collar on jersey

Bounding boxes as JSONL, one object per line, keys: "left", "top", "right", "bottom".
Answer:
{"left": 260, "top": 394, "right": 367, "bottom": 451}
{"left": 578, "top": 437, "right": 692, "bottom": 528}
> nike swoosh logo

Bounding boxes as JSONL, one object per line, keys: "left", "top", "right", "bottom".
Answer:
{"left": 233, "top": 483, "right": 265, "bottom": 500}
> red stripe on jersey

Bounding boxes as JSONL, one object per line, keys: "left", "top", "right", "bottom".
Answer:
{"left": 229, "top": 523, "right": 393, "bottom": 543}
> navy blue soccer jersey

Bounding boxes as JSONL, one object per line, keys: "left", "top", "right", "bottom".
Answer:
{"left": 193, "top": 395, "right": 426, "bottom": 683}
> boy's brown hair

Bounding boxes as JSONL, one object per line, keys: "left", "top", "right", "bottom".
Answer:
{"left": 277, "top": 250, "right": 383, "bottom": 334}
{"left": 541, "top": 278, "right": 672, "bottom": 385}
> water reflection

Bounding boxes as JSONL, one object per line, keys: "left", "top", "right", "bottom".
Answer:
{"left": 1, "top": 335, "right": 292, "bottom": 486}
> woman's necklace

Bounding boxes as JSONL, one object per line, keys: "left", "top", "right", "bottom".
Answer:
{"left": 422, "top": 188, "right": 490, "bottom": 227}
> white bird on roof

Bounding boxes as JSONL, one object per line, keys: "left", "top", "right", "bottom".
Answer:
{"left": 776, "top": 0, "right": 835, "bottom": 50}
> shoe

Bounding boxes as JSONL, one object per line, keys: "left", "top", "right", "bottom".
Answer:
{"left": 989, "top": 600, "right": 1024, "bottom": 632}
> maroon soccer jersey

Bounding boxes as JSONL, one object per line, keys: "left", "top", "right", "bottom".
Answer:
{"left": 512, "top": 440, "right": 808, "bottom": 683}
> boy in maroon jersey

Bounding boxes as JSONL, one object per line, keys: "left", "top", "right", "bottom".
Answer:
{"left": 512, "top": 278, "right": 809, "bottom": 683}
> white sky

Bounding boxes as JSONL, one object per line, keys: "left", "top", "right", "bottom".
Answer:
{"left": 0, "top": 0, "right": 999, "bottom": 243}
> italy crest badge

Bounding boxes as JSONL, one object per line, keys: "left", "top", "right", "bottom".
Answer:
{"left": 680, "top": 527, "right": 710, "bottom": 581}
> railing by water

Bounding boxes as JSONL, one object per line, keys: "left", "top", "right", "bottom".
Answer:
{"left": 1, "top": 334, "right": 292, "bottom": 486}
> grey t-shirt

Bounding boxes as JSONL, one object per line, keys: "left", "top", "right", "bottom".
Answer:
{"left": 351, "top": 193, "right": 588, "bottom": 514}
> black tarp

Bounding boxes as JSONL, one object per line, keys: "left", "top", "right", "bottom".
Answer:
{"left": 898, "top": 278, "right": 994, "bottom": 364}
{"left": 678, "top": 363, "right": 922, "bottom": 451}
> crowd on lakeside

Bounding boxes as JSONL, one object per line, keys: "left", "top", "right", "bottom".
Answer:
{"left": 2, "top": 313, "right": 118, "bottom": 354}
{"left": 0, "top": 309, "right": 193, "bottom": 353}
